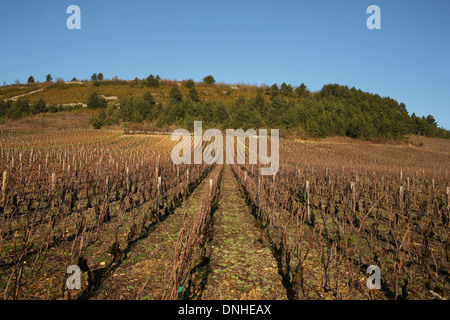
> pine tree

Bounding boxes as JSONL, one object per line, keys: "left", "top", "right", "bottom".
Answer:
{"left": 87, "top": 92, "right": 107, "bottom": 109}
{"left": 203, "top": 75, "right": 215, "bottom": 86}
{"left": 169, "top": 85, "right": 183, "bottom": 104}
{"left": 188, "top": 87, "right": 200, "bottom": 102}
{"left": 270, "top": 84, "right": 280, "bottom": 98}
{"left": 185, "top": 79, "right": 195, "bottom": 88}
{"left": 146, "top": 74, "right": 160, "bottom": 87}
{"left": 280, "top": 82, "right": 293, "bottom": 95}
{"left": 295, "top": 83, "right": 309, "bottom": 97}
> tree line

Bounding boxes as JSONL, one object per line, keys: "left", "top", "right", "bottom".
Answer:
{"left": 93, "top": 81, "right": 449, "bottom": 140}
{"left": 1, "top": 75, "right": 448, "bottom": 140}
{"left": 0, "top": 98, "right": 82, "bottom": 120}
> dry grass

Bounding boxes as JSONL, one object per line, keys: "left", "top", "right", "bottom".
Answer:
{"left": 3, "top": 81, "right": 262, "bottom": 106}
{"left": 406, "top": 135, "right": 450, "bottom": 153}
{"left": 0, "top": 85, "right": 41, "bottom": 100}
{"left": 0, "top": 111, "right": 98, "bottom": 130}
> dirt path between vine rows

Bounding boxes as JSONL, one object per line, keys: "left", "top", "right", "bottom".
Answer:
{"left": 201, "top": 165, "right": 287, "bottom": 300}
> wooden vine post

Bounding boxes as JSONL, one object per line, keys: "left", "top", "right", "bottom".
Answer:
{"left": 350, "top": 181, "right": 356, "bottom": 212}
{"left": 306, "top": 180, "right": 310, "bottom": 223}
{"left": 399, "top": 186, "right": 404, "bottom": 213}
{"left": 51, "top": 172, "right": 56, "bottom": 191}
{"left": 447, "top": 187, "right": 449, "bottom": 223}
{"left": 157, "top": 176, "right": 162, "bottom": 207}
{"left": 2, "top": 171, "right": 7, "bottom": 205}
{"left": 258, "top": 178, "right": 261, "bottom": 211}
{"left": 186, "top": 168, "right": 190, "bottom": 188}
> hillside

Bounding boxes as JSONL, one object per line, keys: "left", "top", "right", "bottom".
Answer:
{"left": 1, "top": 77, "right": 449, "bottom": 140}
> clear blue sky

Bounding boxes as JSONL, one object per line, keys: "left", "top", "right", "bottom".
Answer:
{"left": 1, "top": 0, "right": 449, "bottom": 129}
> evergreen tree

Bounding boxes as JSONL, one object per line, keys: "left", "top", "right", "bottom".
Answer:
{"left": 90, "top": 110, "right": 107, "bottom": 129}
{"left": 143, "top": 91, "right": 155, "bottom": 103}
{"left": 270, "top": 84, "right": 280, "bottom": 98}
{"left": 295, "top": 83, "right": 309, "bottom": 97}
{"left": 203, "top": 75, "right": 215, "bottom": 86}
{"left": 10, "top": 98, "right": 30, "bottom": 119}
{"left": 146, "top": 74, "right": 160, "bottom": 87}
{"left": 426, "top": 115, "right": 437, "bottom": 127}
{"left": 188, "top": 87, "right": 200, "bottom": 102}
{"left": 87, "top": 92, "right": 107, "bottom": 109}
{"left": 31, "top": 98, "right": 47, "bottom": 114}
{"left": 185, "top": 79, "right": 195, "bottom": 88}
{"left": 254, "top": 91, "right": 265, "bottom": 110}
{"left": 169, "top": 85, "right": 183, "bottom": 104}
{"left": 280, "top": 82, "right": 293, "bottom": 95}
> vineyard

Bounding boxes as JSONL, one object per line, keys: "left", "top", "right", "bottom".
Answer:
{"left": 0, "top": 130, "right": 448, "bottom": 300}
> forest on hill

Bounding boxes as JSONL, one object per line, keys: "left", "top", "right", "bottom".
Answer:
{"left": 1, "top": 75, "right": 448, "bottom": 140}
